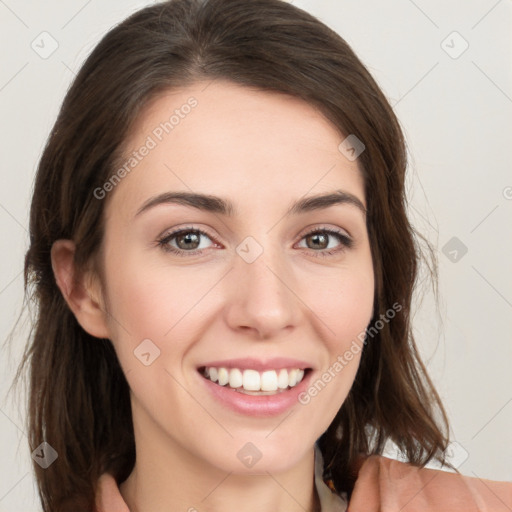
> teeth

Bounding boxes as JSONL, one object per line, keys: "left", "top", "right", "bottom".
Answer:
{"left": 218, "top": 367, "right": 229, "bottom": 386}
{"left": 202, "top": 366, "right": 307, "bottom": 392}
{"left": 209, "top": 367, "right": 218, "bottom": 382}
{"left": 243, "top": 369, "right": 260, "bottom": 391}
{"left": 277, "top": 369, "right": 289, "bottom": 389}
{"left": 229, "top": 368, "right": 243, "bottom": 389}
{"left": 260, "top": 370, "right": 278, "bottom": 391}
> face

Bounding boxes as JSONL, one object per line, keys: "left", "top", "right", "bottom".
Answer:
{"left": 97, "top": 80, "right": 374, "bottom": 475}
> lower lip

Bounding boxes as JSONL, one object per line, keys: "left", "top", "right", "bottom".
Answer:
{"left": 198, "top": 369, "right": 313, "bottom": 417}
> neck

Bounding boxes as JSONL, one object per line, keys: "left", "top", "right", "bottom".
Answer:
{"left": 119, "top": 404, "right": 321, "bottom": 512}
{"left": 121, "top": 465, "right": 321, "bottom": 512}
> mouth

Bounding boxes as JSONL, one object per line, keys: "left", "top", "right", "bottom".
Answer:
{"left": 197, "top": 365, "right": 313, "bottom": 396}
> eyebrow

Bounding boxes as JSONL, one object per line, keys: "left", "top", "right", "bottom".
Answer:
{"left": 135, "top": 190, "right": 366, "bottom": 218}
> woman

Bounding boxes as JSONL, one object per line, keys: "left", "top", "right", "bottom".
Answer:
{"left": 15, "top": 0, "right": 512, "bottom": 510}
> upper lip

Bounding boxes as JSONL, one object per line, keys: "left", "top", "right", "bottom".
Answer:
{"left": 198, "top": 357, "right": 313, "bottom": 372}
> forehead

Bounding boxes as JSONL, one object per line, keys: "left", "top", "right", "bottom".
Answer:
{"left": 106, "top": 80, "right": 365, "bottom": 219}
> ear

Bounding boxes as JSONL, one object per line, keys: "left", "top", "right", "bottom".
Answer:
{"left": 51, "top": 239, "right": 110, "bottom": 339}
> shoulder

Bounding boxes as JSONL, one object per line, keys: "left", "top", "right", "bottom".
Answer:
{"left": 349, "top": 454, "right": 512, "bottom": 511}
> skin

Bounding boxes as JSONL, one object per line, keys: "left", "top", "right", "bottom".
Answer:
{"left": 52, "top": 80, "right": 374, "bottom": 512}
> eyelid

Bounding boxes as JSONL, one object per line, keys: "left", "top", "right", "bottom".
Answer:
{"left": 156, "top": 224, "right": 353, "bottom": 256}
{"left": 299, "top": 224, "right": 351, "bottom": 239}
{"left": 157, "top": 225, "right": 219, "bottom": 242}
{"left": 156, "top": 225, "right": 221, "bottom": 252}
{"left": 294, "top": 225, "right": 354, "bottom": 255}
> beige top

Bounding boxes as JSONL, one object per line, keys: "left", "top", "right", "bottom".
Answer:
{"left": 314, "top": 443, "right": 348, "bottom": 511}
{"left": 95, "top": 445, "right": 512, "bottom": 511}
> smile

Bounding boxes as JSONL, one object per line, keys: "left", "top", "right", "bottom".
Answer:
{"left": 199, "top": 366, "right": 309, "bottom": 394}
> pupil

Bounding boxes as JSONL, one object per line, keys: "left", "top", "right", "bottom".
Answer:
{"left": 178, "top": 232, "right": 199, "bottom": 249}
{"left": 309, "top": 233, "right": 327, "bottom": 249}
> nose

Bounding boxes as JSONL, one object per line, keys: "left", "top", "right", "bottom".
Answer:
{"left": 223, "top": 242, "right": 302, "bottom": 339}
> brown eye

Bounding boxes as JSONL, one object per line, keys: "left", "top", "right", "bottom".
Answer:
{"left": 305, "top": 232, "right": 329, "bottom": 250}
{"left": 175, "top": 231, "right": 201, "bottom": 250}
{"left": 157, "top": 227, "right": 216, "bottom": 256}
{"left": 297, "top": 228, "right": 353, "bottom": 258}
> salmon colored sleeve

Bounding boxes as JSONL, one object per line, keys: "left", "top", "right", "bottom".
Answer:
{"left": 348, "top": 454, "right": 512, "bottom": 512}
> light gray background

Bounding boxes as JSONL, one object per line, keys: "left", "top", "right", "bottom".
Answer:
{"left": 1, "top": 0, "right": 511, "bottom": 509}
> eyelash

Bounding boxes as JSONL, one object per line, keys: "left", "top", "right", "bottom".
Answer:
{"left": 156, "top": 225, "right": 353, "bottom": 258}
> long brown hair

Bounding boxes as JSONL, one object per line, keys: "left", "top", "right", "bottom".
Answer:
{"left": 11, "top": 0, "right": 454, "bottom": 509}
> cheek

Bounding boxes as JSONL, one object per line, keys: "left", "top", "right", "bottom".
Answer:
{"left": 103, "top": 254, "right": 211, "bottom": 342}
{"left": 103, "top": 241, "right": 374, "bottom": 366}
{"left": 298, "top": 272, "right": 371, "bottom": 429}
{"left": 308, "top": 264, "right": 374, "bottom": 344}
{"left": 303, "top": 265, "right": 373, "bottom": 405}
{"left": 101, "top": 257, "right": 203, "bottom": 408}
